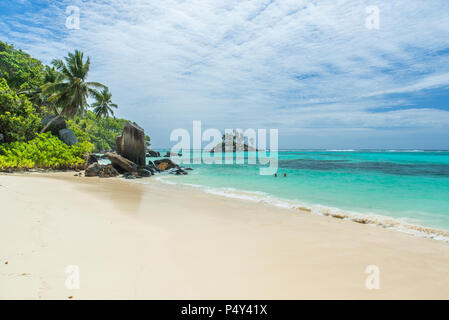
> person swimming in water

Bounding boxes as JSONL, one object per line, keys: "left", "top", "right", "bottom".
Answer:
{"left": 274, "top": 173, "right": 277, "bottom": 177}
{"left": 283, "top": 173, "right": 287, "bottom": 177}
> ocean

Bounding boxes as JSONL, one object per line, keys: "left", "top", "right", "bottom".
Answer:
{"left": 151, "top": 150, "right": 449, "bottom": 239}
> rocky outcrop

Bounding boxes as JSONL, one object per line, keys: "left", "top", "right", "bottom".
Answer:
{"left": 142, "top": 161, "right": 158, "bottom": 175}
{"left": 42, "top": 115, "right": 77, "bottom": 146}
{"left": 210, "top": 142, "right": 257, "bottom": 153}
{"left": 147, "top": 150, "right": 161, "bottom": 157}
{"left": 154, "top": 159, "right": 179, "bottom": 171}
{"left": 137, "top": 168, "right": 152, "bottom": 177}
{"left": 146, "top": 160, "right": 158, "bottom": 171}
{"left": 85, "top": 163, "right": 102, "bottom": 177}
{"left": 153, "top": 159, "right": 188, "bottom": 175}
{"left": 85, "top": 163, "right": 119, "bottom": 178}
{"left": 123, "top": 172, "right": 139, "bottom": 179}
{"left": 104, "top": 152, "right": 158, "bottom": 178}
{"left": 115, "top": 136, "right": 122, "bottom": 154}
{"left": 123, "top": 170, "right": 152, "bottom": 179}
{"left": 105, "top": 152, "right": 138, "bottom": 173}
{"left": 116, "top": 122, "right": 146, "bottom": 166}
{"left": 42, "top": 115, "right": 67, "bottom": 135}
{"left": 157, "top": 162, "right": 169, "bottom": 171}
{"left": 172, "top": 167, "right": 188, "bottom": 175}
{"left": 164, "top": 151, "right": 181, "bottom": 157}
{"left": 58, "top": 128, "right": 78, "bottom": 146}
{"left": 85, "top": 154, "right": 98, "bottom": 167}
{"left": 98, "top": 165, "right": 119, "bottom": 178}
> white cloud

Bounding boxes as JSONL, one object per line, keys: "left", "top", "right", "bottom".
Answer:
{"left": 1, "top": 0, "right": 449, "bottom": 148}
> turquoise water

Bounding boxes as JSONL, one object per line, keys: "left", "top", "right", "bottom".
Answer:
{"left": 153, "top": 150, "right": 449, "bottom": 231}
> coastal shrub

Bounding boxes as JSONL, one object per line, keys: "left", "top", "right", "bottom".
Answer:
{"left": 68, "top": 111, "right": 134, "bottom": 152}
{"left": 1, "top": 42, "right": 151, "bottom": 153}
{"left": 69, "top": 112, "right": 152, "bottom": 153}
{"left": 0, "top": 41, "right": 44, "bottom": 91}
{"left": 66, "top": 119, "right": 90, "bottom": 143}
{"left": 0, "top": 79, "right": 41, "bottom": 143}
{"left": 0, "top": 132, "right": 93, "bottom": 170}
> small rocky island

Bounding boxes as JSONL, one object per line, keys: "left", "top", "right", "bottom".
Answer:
{"left": 84, "top": 122, "right": 189, "bottom": 179}
{"left": 210, "top": 142, "right": 257, "bottom": 153}
{"left": 210, "top": 131, "right": 258, "bottom": 153}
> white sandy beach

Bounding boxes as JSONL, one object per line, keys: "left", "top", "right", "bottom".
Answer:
{"left": 1, "top": 172, "right": 449, "bottom": 299}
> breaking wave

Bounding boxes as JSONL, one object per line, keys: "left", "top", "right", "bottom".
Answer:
{"left": 155, "top": 176, "right": 449, "bottom": 243}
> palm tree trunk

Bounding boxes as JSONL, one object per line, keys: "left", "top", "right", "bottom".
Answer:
{"left": 40, "top": 115, "right": 62, "bottom": 134}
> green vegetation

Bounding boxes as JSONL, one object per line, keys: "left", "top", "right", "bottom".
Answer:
{"left": 40, "top": 50, "right": 106, "bottom": 133}
{"left": 0, "top": 79, "right": 41, "bottom": 143}
{"left": 0, "top": 132, "right": 92, "bottom": 170}
{"left": 0, "top": 42, "right": 43, "bottom": 91}
{"left": 67, "top": 111, "right": 151, "bottom": 152}
{"left": 91, "top": 88, "right": 117, "bottom": 119}
{"left": 68, "top": 111, "right": 128, "bottom": 152}
{"left": 0, "top": 40, "right": 144, "bottom": 171}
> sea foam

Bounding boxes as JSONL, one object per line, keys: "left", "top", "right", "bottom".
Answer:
{"left": 155, "top": 176, "right": 449, "bottom": 243}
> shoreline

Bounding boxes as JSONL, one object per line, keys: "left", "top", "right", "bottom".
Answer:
{"left": 154, "top": 175, "right": 449, "bottom": 243}
{"left": 1, "top": 172, "right": 449, "bottom": 299}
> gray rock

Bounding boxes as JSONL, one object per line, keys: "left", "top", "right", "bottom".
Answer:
{"left": 174, "top": 168, "right": 188, "bottom": 175}
{"left": 165, "top": 167, "right": 188, "bottom": 175}
{"left": 98, "top": 165, "right": 119, "bottom": 178}
{"left": 116, "top": 122, "right": 146, "bottom": 166}
{"left": 164, "top": 151, "right": 181, "bottom": 157}
{"left": 115, "top": 136, "right": 122, "bottom": 155}
{"left": 86, "top": 154, "right": 98, "bottom": 167}
{"left": 137, "top": 169, "right": 152, "bottom": 177}
{"left": 143, "top": 166, "right": 157, "bottom": 174}
{"left": 145, "top": 160, "right": 157, "bottom": 170}
{"left": 154, "top": 159, "right": 179, "bottom": 171}
{"left": 85, "top": 163, "right": 119, "bottom": 178}
{"left": 123, "top": 172, "right": 142, "bottom": 179}
{"left": 147, "top": 150, "right": 160, "bottom": 157}
{"left": 42, "top": 115, "right": 67, "bottom": 135}
{"left": 58, "top": 128, "right": 78, "bottom": 146}
{"left": 105, "top": 152, "right": 138, "bottom": 173}
{"left": 209, "top": 142, "right": 257, "bottom": 153}
{"left": 85, "top": 163, "right": 101, "bottom": 177}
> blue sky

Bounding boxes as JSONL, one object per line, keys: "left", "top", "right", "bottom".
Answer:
{"left": 1, "top": 0, "right": 449, "bottom": 149}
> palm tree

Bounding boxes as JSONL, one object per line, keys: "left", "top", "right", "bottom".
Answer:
{"left": 43, "top": 65, "right": 60, "bottom": 84}
{"left": 40, "top": 50, "right": 105, "bottom": 133}
{"left": 91, "top": 88, "right": 118, "bottom": 119}
{"left": 19, "top": 66, "right": 61, "bottom": 113}
{"left": 84, "top": 87, "right": 118, "bottom": 133}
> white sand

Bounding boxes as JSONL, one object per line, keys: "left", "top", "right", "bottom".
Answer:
{"left": 1, "top": 172, "right": 449, "bottom": 299}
